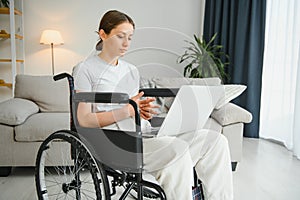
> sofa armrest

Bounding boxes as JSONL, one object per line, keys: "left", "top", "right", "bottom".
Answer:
{"left": 0, "top": 98, "right": 39, "bottom": 126}
{"left": 211, "top": 103, "right": 252, "bottom": 126}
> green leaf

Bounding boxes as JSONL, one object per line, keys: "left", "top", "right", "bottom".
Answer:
{"left": 178, "top": 32, "right": 230, "bottom": 81}
{"left": 206, "top": 33, "right": 218, "bottom": 47}
{"left": 1, "top": 0, "right": 9, "bottom": 7}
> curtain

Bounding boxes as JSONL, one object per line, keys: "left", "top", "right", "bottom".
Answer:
{"left": 203, "top": 0, "right": 266, "bottom": 138}
{"left": 293, "top": 44, "right": 300, "bottom": 159}
{"left": 260, "top": 0, "right": 300, "bottom": 158}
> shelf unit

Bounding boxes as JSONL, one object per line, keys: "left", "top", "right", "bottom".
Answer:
{"left": 0, "top": 7, "right": 22, "bottom": 15}
{"left": 0, "top": 32, "right": 23, "bottom": 40}
{"left": 0, "top": 0, "right": 25, "bottom": 93}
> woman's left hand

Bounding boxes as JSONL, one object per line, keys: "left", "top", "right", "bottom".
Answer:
{"left": 139, "top": 97, "right": 160, "bottom": 120}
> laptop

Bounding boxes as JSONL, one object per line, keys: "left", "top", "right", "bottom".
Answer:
{"left": 143, "top": 85, "right": 223, "bottom": 137}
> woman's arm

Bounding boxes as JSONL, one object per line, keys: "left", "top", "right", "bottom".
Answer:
{"left": 76, "top": 91, "right": 144, "bottom": 128}
{"left": 77, "top": 102, "right": 133, "bottom": 128}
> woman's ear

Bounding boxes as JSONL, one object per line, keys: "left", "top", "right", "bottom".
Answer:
{"left": 99, "top": 29, "right": 107, "bottom": 41}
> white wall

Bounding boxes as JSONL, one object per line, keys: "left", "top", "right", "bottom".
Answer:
{"left": 0, "top": 0, "right": 205, "bottom": 101}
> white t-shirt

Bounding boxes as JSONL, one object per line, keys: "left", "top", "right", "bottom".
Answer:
{"left": 73, "top": 54, "right": 139, "bottom": 97}
{"left": 73, "top": 54, "right": 141, "bottom": 130}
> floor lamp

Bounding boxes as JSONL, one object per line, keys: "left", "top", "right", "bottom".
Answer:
{"left": 40, "top": 30, "right": 64, "bottom": 75}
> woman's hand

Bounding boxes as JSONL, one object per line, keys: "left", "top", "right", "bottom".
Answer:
{"left": 130, "top": 92, "right": 160, "bottom": 120}
{"left": 139, "top": 97, "right": 159, "bottom": 120}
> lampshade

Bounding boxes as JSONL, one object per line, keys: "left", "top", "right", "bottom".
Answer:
{"left": 40, "top": 30, "right": 64, "bottom": 45}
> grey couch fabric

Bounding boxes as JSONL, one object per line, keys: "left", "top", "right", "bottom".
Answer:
{"left": 15, "top": 113, "right": 70, "bottom": 142}
{"left": 0, "top": 98, "right": 39, "bottom": 125}
{"left": 211, "top": 103, "right": 252, "bottom": 126}
{"left": 14, "top": 75, "right": 69, "bottom": 112}
{"left": 0, "top": 75, "right": 70, "bottom": 168}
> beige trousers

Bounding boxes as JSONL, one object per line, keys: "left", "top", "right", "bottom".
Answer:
{"left": 143, "top": 129, "right": 233, "bottom": 200}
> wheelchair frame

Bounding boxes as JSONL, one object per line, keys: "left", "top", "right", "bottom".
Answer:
{"left": 35, "top": 73, "right": 205, "bottom": 200}
{"left": 35, "top": 73, "right": 167, "bottom": 200}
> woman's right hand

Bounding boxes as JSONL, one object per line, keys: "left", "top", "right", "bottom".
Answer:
{"left": 129, "top": 92, "right": 145, "bottom": 116}
{"left": 130, "top": 92, "right": 159, "bottom": 120}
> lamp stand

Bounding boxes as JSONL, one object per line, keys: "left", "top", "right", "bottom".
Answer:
{"left": 51, "top": 43, "right": 54, "bottom": 75}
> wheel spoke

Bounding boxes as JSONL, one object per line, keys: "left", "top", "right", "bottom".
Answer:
{"left": 35, "top": 132, "right": 108, "bottom": 200}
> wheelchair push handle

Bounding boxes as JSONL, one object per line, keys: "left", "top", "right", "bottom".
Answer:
{"left": 53, "top": 73, "right": 73, "bottom": 81}
{"left": 53, "top": 73, "right": 75, "bottom": 96}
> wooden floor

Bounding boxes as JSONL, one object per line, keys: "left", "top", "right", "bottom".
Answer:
{"left": 1, "top": 138, "right": 300, "bottom": 200}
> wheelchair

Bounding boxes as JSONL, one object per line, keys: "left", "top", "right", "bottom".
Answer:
{"left": 35, "top": 73, "right": 204, "bottom": 200}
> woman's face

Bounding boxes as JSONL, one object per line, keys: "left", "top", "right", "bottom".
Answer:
{"left": 100, "top": 22, "right": 134, "bottom": 57}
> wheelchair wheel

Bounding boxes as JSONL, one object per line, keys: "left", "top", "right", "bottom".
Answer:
{"left": 35, "top": 130, "right": 110, "bottom": 200}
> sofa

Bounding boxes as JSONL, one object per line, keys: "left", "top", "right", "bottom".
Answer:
{"left": 0, "top": 75, "right": 70, "bottom": 176}
{"left": 0, "top": 74, "right": 252, "bottom": 176}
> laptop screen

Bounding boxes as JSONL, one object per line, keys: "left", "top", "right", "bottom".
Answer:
{"left": 157, "top": 85, "right": 223, "bottom": 137}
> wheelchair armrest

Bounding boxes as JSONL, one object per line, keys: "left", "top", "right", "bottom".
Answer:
{"left": 72, "top": 92, "right": 141, "bottom": 127}
{"left": 73, "top": 92, "right": 130, "bottom": 104}
{"left": 139, "top": 88, "right": 179, "bottom": 97}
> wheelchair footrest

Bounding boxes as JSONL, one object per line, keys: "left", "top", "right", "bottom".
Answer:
{"left": 132, "top": 184, "right": 160, "bottom": 199}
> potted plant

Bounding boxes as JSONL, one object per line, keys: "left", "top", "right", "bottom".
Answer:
{"left": 0, "top": 0, "right": 9, "bottom": 7}
{"left": 178, "top": 33, "right": 230, "bottom": 82}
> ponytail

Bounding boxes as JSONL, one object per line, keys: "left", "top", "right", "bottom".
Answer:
{"left": 95, "top": 39, "right": 103, "bottom": 51}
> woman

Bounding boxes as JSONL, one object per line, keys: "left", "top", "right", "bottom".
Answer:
{"left": 73, "top": 10, "right": 233, "bottom": 200}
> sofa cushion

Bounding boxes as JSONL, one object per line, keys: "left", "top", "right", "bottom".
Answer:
{"left": 140, "top": 76, "right": 156, "bottom": 89}
{"left": 151, "top": 77, "right": 192, "bottom": 88}
{"left": 14, "top": 113, "right": 70, "bottom": 142}
{"left": 211, "top": 103, "right": 253, "bottom": 126}
{"left": 14, "top": 75, "right": 69, "bottom": 112}
{"left": 0, "top": 98, "right": 39, "bottom": 126}
{"left": 215, "top": 84, "right": 246, "bottom": 109}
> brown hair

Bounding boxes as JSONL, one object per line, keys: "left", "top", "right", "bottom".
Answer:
{"left": 96, "top": 10, "right": 135, "bottom": 50}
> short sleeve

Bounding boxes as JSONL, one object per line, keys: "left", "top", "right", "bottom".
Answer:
{"left": 72, "top": 62, "right": 92, "bottom": 91}
{"left": 130, "top": 66, "right": 140, "bottom": 97}
{"left": 125, "top": 64, "right": 140, "bottom": 97}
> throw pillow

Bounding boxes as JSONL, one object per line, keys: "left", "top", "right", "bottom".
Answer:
{"left": 0, "top": 98, "right": 39, "bottom": 126}
{"left": 14, "top": 75, "right": 69, "bottom": 112}
{"left": 214, "top": 85, "right": 246, "bottom": 110}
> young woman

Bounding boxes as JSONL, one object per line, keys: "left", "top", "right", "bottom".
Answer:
{"left": 73, "top": 10, "right": 233, "bottom": 200}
